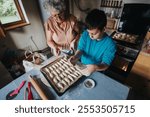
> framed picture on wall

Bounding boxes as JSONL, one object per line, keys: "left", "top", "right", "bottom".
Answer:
{"left": 0, "top": 0, "right": 30, "bottom": 30}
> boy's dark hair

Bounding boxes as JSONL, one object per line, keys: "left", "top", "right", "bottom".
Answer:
{"left": 85, "top": 9, "right": 107, "bottom": 31}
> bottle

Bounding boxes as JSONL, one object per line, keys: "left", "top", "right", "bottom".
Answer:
{"left": 110, "top": 10, "right": 115, "bottom": 18}
{"left": 119, "top": 0, "right": 122, "bottom": 7}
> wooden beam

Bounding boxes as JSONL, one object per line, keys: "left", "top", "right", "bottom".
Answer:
{"left": 0, "top": 21, "right": 6, "bottom": 39}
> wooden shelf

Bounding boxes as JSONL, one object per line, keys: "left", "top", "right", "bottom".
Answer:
{"left": 100, "top": 0, "right": 123, "bottom": 9}
{"left": 100, "top": 6, "right": 122, "bottom": 8}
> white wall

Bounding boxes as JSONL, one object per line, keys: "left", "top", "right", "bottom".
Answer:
{"left": 0, "top": 0, "right": 47, "bottom": 55}
{"left": 70, "top": 0, "right": 100, "bottom": 21}
{"left": 38, "top": 0, "right": 50, "bottom": 23}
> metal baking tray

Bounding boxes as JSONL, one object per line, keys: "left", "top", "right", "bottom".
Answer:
{"left": 112, "top": 32, "right": 139, "bottom": 44}
{"left": 40, "top": 57, "right": 83, "bottom": 95}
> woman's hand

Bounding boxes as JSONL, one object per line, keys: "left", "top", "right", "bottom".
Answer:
{"left": 70, "top": 41, "right": 76, "bottom": 51}
{"left": 53, "top": 47, "right": 61, "bottom": 56}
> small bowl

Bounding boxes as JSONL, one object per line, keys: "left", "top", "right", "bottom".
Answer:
{"left": 84, "top": 79, "right": 95, "bottom": 89}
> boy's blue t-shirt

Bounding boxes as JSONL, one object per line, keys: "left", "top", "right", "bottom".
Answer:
{"left": 77, "top": 30, "right": 116, "bottom": 65}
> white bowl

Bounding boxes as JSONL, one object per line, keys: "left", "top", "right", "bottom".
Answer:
{"left": 84, "top": 79, "right": 95, "bottom": 89}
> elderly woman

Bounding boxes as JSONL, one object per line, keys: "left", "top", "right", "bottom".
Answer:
{"left": 43, "top": 0, "right": 80, "bottom": 56}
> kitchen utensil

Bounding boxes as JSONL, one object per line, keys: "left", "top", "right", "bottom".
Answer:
{"left": 40, "top": 57, "right": 83, "bottom": 95}
{"left": 29, "top": 76, "right": 48, "bottom": 100}
{"left": 24, "top": 88, "right": 28, "bottom": 100}
{"left": 61, "top": 49, "right": 74, "bottom": 56}
{"left": 24, "top": 82, "right": 34, "bottom": 100}
{"left": 27, "top": 82, "right": 34, "bottom": 100}
{"left": 84, "top": 79, "right": 95, "bottom": 89}
{"left": 6, "top": 80, "right": 26, "bottom": 100}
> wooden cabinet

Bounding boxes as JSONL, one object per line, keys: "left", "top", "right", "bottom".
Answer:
{"left": 131, "top": 52, "right": 150, "bottom": 80}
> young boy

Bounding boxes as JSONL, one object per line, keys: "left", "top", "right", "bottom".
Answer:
{"left": 69, "top": 9, "right": 116, "bottom": 75}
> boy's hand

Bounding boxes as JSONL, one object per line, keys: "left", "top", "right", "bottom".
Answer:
{"left": 80, "top": 65, "right": 96, "bottom": 76}
{"left": 68, "top": 55, "right": 78, "bottom": 65}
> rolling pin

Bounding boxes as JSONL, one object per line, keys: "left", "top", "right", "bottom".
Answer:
{"left": 29, "top": 76, "right": 48, "bottom": 100}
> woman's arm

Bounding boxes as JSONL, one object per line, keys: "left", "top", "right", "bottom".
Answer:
{"left": 70, "top": 18, "right": 81, "bottom": 50}
{"left": 44, "top": 22, "right": 57, "bottom": 49}
{"left": 44, "top": 22, "right": 61, "bottom": 56}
